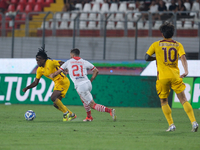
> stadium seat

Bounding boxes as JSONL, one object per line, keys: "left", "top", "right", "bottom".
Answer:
{"left": 184, "top": 2, "right": 191, "bottom": 11}
{"left": 68, "top": 21, "right": 74, "bottom": 29}
{"left": 115, "top": 12, "right": 124, "bottom": 21}
{"left": 137, "top": 21, "right": 144, "bottom": 29}
{"left": 28, "top": 0, "right": 36, "bottom": 5}
{"left": 79, "top": 21, "right": 87, "bottom": 29}
{"left": 21, "top": 13, "right": 26, "bottom": 20}
{"left": 7, "top": 4, "right": 15, "bottom": 12}
{"left": 101, "top": 3, "right": 109, "bottom": 13}
{"left": 153, "top": 20, "right": 162, "bottom": 29}
{"left": 109, "top": 3, "right": 118, "bottom": 20}
{"left": 144, "top": 21, "right": 150, "bottom": 29}
{"left": 165, "top": 2, "right": 171, "bottom": 10}
{"left": 83, "top": 3, "right": 91, "bottom": 12}
{"left": 19, "top": 0, "right": 27, "bottom": 5}
{"left": 16, "top": 4, "right": 24, "bottom": 12}
{"left": 193, "top": 23, "right": 198, "bottom": 29}
{"left": 34, "top": 4, "right": 42, "bottom": 11}
{"left": 75, "top": 3, "right": 82, "bottom": 10}
{"left": 106, "top": 21, "right": 115, "bottom": 29}
{"left": 89, "top": 3, "right": 100, "bottom": 20}
{"left": 37, "top": 0, "right": 45, "bottom": 6}
{"left": 46, "top": 0, "right": 53, "bottom": 3}
{"left": 41, "top": 21, "right": 50, "bottom": 29}
{"left": 50, "top": 19, "right": 59, "bottom": 29}
{"left": 115, "top": 21, "right": 124, "bottom": 29}
{"left": 183, "top": 20, "right": 192, "bottom": 29}
{"left": 59, "top": 21, "right": 68, "bottom": 29}
{"left": 118, "top": 3, "right": 127, "bottom": 12}
{"left": 80, "top": 12, "right": 87, "bottom": 20}
{"left": 176, "top": 20, "right": 183, "bottom": 29}
{"left": 11, "top": 0, "right": 19, "bottom": 6}
{"left": 59, "top": 13, "right": 69, "bottom": 29}
{"left": 95, "top": 0, "right": 104, "bottom": 3}
{"left": 127, "top": 22, "right": 134, "bottom": 29}
{"left": 88, "top": 21, "right": 97, "bottom": 29}
{"left": 44, "top": 0, "right": 53, "bottom": 7}
{"left": 25, "top": 4, "right": 33, "bottom": 13}
{"left": 127, "top": 13, "right": 133, "bottom": 20}
{"left": 70, "top": 12, "right": 79, "bottom": 20}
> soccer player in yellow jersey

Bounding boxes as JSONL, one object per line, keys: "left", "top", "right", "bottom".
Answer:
{"left": 145, "top": 22, "right": 198, "bottom": 132}
{"left": 22, "top": 47, "right": 76, "bottom": 121}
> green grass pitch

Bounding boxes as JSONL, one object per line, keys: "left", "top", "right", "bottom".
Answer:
{"left": 0, "top": 104, "right": 200, "bottom": 150}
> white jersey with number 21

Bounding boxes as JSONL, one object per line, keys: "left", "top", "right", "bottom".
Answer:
{"left": 60, "top": 57, "right": 95, "bottom": 88}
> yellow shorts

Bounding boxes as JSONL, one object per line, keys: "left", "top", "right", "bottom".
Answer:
{"left": 54, "top": 77, "right": 70, "bottom": 98}
{"left": 156, "top": 78, "right": 186, "bottom": 99}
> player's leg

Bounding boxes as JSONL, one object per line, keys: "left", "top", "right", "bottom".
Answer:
{"left": 173, "top": 78, "right": 198, "bottom": 132}
{"left": 177, "top": 91, "right": 198, "bottom": 132}
{"left": 160, "top": 98, "right": 175, "bottom": 131}
{"left": 81, "top": 98, "right": 93, "bottom": 122}
{"left": 77, "top": 82, "right": 116, "bottom": 121}
{"left": 157, "top": 80, "right": 175, "bottom": 131}
{"left": 51, "top": 90, "right": 71, "bottom": 114}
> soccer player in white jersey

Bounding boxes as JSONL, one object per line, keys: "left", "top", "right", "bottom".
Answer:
{"left": 49, "top": 48, "right": 116, "bottom": 122}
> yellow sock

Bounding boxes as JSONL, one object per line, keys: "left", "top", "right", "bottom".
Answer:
{"left": 54, "top": 99, "right": 72, "bottom": 114}
{"left": 162, "top": 104, "right": 174, "bottom": 126}
{"left": 183, "top": 101, "right": 196, "bottom": 123}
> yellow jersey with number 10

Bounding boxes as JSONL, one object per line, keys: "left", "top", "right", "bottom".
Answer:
{"left": 146, "top": 39, "right": 186, "bottom": 79}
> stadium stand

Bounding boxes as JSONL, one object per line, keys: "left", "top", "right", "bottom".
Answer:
{"left": 1, "top": 0, "right": 199, "bottom": 37}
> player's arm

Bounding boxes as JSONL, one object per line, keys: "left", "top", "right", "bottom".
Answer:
{"left": 49, "top": 69, "right": 62, "bottom": 78}
{"left": 145, "top": 53, "right": 156, "bottom": 61}
{"left": 90, "top": 68, "right": 99, "bottom": 82}
{"left": 180, "top": 54, "right": 188, "bottom": 78}
{"left": 22, "top": 78, "right": 40, "bottom": 92}
{"left": 58, "top": 61, "right": 65, "bottom": 66}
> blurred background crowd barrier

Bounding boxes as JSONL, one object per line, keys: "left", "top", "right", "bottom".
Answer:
{"left": 0, "top": 0, "right": 199, "bottom": 60}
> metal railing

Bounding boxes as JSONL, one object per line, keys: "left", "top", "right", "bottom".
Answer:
{"left": 0, "top": 10, "right": 200, "bottom": 60}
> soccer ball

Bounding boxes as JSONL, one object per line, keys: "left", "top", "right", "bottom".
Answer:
{"left": 24, "top": 110, "right": 36, "bottom": 121}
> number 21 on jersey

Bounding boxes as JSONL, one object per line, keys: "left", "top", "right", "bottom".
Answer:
{"left": 72, "top": 65, "right": 83, "bottom": 76}
{"left": 162, "top": 47, "right": 177, "bottom": 62}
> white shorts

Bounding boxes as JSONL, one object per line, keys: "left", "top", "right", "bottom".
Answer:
{"left": 76, "top": 81, "right": 93, "bottom": 105}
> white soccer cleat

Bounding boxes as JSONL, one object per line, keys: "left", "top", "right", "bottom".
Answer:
{"left": 191, "top": 121, "right": 199, "bottom": 132}
{"left": 166, "top": 124, "right": 176, "bottom": 132}
{"left": 110, "top": 109, "right": 116, "bottom": 121}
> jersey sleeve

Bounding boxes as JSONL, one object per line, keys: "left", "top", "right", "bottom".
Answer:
{"left": 36, "top": 67, "right": 42, "bottom": 79}
{"left": 178, "top": 42, "right": 186, "bottom": 57}
{"left": 60, "top": 61, "right": 68, "bottom": 71}
{"left": 52, "top": 59, "right": 61, "bottom": 67}
{"left": 146, "top": 42, "right": 156, "bottom": 56}
{"left": 85, "top": 60, "right": 95, "bottom": 71}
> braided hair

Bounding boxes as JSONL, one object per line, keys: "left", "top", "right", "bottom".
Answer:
{"left": 36, "top": 46, "right": 51, "bottom": 60}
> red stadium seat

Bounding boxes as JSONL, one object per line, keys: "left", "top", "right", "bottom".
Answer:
{"left": 27, "top": 0, "right": 36, "bottom": 5}
{"left": 43, "top": 0, "right": 53, "bottom": 7}
{"left": 34, "top": 4, "right": 42, "bottom": 12}
{"left": 37, "top": 0, "right": 45, "bottom": 5}
{"left": 7, "top": 4, "right": 15, "bottom": 12}
{"left": 11, "top": 0, "right": 19, "bottom": 6}
{"left": 21, "top": 13, "right": 26, "bottom": 20}
{"left": 25, "top": 4, "right": 33, "bottom": 13}
{"left": 19, "top": 0, "right": 27, "bottom": 5}
{"left": 45, "top": 0, "right": 54, "bottom": 3}
{"left": 16, "top": 4, "right": 24, "bottom": 12}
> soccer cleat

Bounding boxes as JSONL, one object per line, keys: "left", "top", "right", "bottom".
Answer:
{"left": 191, "top": 121, "right": 199, "bottom": 132}
{"left": 83, "top": 116, "right": 93, "bottom": 122}
{"left": 67, "top": 113, "right": 77, "bottom": 121}
{"left": 166, "top": 124, "right": 176, "bottom": 132}
{"left": 63, "top": 112, "right": 69, "bottom": 122}
{"left": 110, "top": 109, "right": 116, "bottom": 121}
